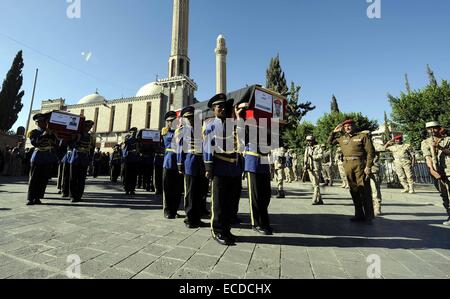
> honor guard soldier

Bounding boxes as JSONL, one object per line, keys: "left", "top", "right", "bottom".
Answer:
{"left": 68, "top": 120, "right": 95, "bottom": 203}
{"left": 204, "top": 93, "right": 242, "bottom": 246}
{"left": 335, "top": 147, "right": 349, "bottom": 189}
{"left": 421, "top": 121, "right": 450, "bottom": 226}
{"left": 304, "top": 136, "right": 324, "bottom": 205}
{"left": 177, "top": 106, "right": 208, "bottom": 228}
{"left": 110, "top": 144, "right": 122, "bottom": 183}
{"left": 321, "top": 145, "right": 334, "bottom": 186}
{"left": 60, "top": 143, "right": 72, "bottom": 197}
{"left": 137, "top": 130, "right": 155, "bottom": 192}
{"left": 26, "top": 113, "right": 58, "bottom": 205}
{"left": 123, "top": 127, "right": 140, "bottom": 195}
{"left": 235, "top": 99, "right": 273, "bottom": 235}
{"left": 92, "top": 147, "right": 102, "bottom": 178}
{"left": 385, "top": 135, "right": 416, "bottom": 194}
{"left": 328, "top": 119, "right": 375, "bottom": 223}
{"left": 272, "top": 147, "right": 286, "bottom": 198}
{"left": 162, "top": 111, "right": 183, "bottom": 219}
{"left": 153, "top": 145, "right": 164, "bottom": 195}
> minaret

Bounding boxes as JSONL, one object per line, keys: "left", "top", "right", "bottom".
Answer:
{"left": 169, "top": 0, "right": 190, "bottom": 78}
{"left": 215, "top": 35, "right": 228, "bottom": 94}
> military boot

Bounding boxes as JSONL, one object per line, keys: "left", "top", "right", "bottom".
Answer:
{"left": 373, "top": 200, "right": 381, "bottom": 216}
{"left": 409, "top": 184, "right": 416, "bottom": 194}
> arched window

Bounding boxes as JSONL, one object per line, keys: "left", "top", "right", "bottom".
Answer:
{"left": 170, "top": 59, "right": 176, "bottom": 77}
{"left": 179, "top": 58, "right": 184, "bottom": 75}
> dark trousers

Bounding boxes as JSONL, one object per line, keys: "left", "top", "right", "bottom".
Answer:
{"left": 201, "top": 176, "right": 210, "bottom": 214}
{"left": 184, "top": 174, "right": 204, "bottom": 225}
{"left": 69, "top": 163, "right": 88, "bottom": 201}
{"left": 123, "top": 162, "right": 138, "bottom": 192}
{"left": 247, "top": 172, "right": 272, "bottom": 229}
{"left": 344, "top": 160, "right": 374, "bottom": 220}
{"left": 27, "top": 163, "right": 52, "bottom": 203}
{"left": 231, "top": 178, "right": 243, "bottom": 221}
{"left": 154, "top": 165, "right": 163, "bottom": 194}
{"left": 62, "top": 162, "right": 71, "bottom": 196}
{"left": 142, "top": 164, "right": 154, "bottom": 191}
{"left": 163, "top": 168, "right": 183, "bottom": 217}
{"left": 433, "top": 176, "right": 450, "bottom": 215}
{"left": 57, "top": 163, "right": 64, "bottom": 190}
{"left": 110, "top": 164, "right": 121, "bottom": 183}
{"left": 211, "top": 175, "right": 242, "bottom": 236}
{"left": 92, "top": 162, "right": 100, "bottom": 178}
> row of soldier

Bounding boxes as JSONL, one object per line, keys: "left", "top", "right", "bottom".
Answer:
{"left": 25, "top": 94, "right": 450, "bottom": 247}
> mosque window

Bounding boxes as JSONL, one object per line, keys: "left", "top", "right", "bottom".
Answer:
{"left": 109, "top": 106, "right": 116, "bottom": 132}
{"left": 171, "top": 60, "right": 175, "bottom": 77}
{"left": 80, "top": 109, "right": 84, "bottom": 116}
{"left": 179, "top": 58, "right": 184, "bottom": 75}
{"left": 126, "top": 104, "right": 133, "bottom": 131}
{"left": 186, "top": 60, "right": 190, "bottom": 77}
{"left": 169, "top": 93, "right": 174, "bottom": 106}
{"left": 145, "top": 102, "right": 152, "bottom": 129}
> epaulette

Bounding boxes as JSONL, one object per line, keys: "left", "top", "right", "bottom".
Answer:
{"left": 175, "top": 126, "right": 183, "bottom": 136}
{"left": 27, "top": 130, "right": 35, "bottom": 138}
{"left": 161, "top": 127, "right": 169, "bottom": 136}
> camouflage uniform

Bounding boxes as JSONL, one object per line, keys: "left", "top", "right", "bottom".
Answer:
{"left": 321, "top": 145, "right": 334, "bottom": 186}
{"left": 335, "top": 147, "right": 349, "bottom": 188}
{"left": 421, "top": 135, "right": 450, "bottom": 224}
{"left": 386, "top": 143, "right": 415, "bottom": 193}
{"left": 272, "top": 148, "right": 286, "bottom": 198}
{"left": 304, "top": 143, "right": 323, "bottom": 204}
{"left": 370, "top": 142, "right": 384, "bottom": 216}
{"left": 291, "top": 151, "right": 299, "bottom": 181}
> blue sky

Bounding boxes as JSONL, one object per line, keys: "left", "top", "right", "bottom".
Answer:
{"left": 1, "top": 0, "right": 450, "bottom": 131}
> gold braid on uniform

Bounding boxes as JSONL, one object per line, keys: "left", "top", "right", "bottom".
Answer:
{"left": 161, "top": 127, "right": 170, "bottom": 136}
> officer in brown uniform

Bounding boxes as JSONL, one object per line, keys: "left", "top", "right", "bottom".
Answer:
{"left": 328, "top": 119, "right": 375, "bottom": 223}
{"left": 421, "top": 121, "right": 450, "bottom": 226}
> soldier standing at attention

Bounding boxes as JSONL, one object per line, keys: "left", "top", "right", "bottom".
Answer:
{"left": 370, "top": 136, "right": 384, "bottom": 216}
{"left": 421, "top": 121, "right": 450, "bottom": 226}
{"left": 385, "top": 135, "right": 416, "bottom": 194}
{"left": 335, "top": 146, "right": 349, "bottom": 189}
{"left": 153, "top": 145, "right": 165, "bottom": 195}
{"left": 303, "top": 136, "right": 324, "bottom": 205}
{"left": 272, "top": 147, "right": 286, "bottom": 198}
{"left": 177, "top": 106, "right": 207, "bottom": 228}
{"left": 235, "top": 99, "right": 273, "bottom": 235}
{"left": 26, "top": 114, "right": 58, "bottom": 206}
{"left": 291, "top": 150, "right": 299, "bottom": 181}
{"left": 204, "top": 93, "right": 242, "bottom": 246}
{"left": 328, "top": 119, "right": 375, "bottom": 223}
{"left": 162, "top": 111, "right": 183, "bottom": 219}
{"left": 68, "top": 120, "right": 95, "bottom": 203}
{"left": 321, "top": 144, "right": 334, "bottom": 187}
{"left": 122, "top": 127, "right": 140, "bottom": 196}
{"left": 109, "top": 144, "right": 122, "bottom": 183}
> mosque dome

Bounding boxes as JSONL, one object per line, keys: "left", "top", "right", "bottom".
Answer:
{"left": 136, "top": 82, "right": 163, "bottom": 97}
{"left": 78, "top": 91, "right": 107, "bottom": 105}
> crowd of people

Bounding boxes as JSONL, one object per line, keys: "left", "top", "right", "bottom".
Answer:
{"left": 4, "top": 92, "right": 449, "bottom": 247}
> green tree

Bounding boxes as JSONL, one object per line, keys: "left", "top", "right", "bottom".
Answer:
{"left": 427, "top": 64, "right": 438, "bottom": 87}
{"left": 405, "top": 74, "right": 411, "bottom": 94}
{"left": 265, "top": 54, "right": 288, "bottom": 95}
{"left": 384, "top": 111, "right": 391, "bottom": 141}
{"left": 388, "top": 80, "right": 450, "bottom": 150}
{"left": 331, "top": 94, "right": 340, "bottom": 113}
{"left": 314, "top": 112, "right": 378, "bottom": 145}
{"left": 282, "top": 121, "right": 316, "bottom": 157}
{"left": 0, "top": 51, "right": 25, "bottom": 132}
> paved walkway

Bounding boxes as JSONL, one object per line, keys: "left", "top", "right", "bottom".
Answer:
{"left": 0, "top": 176, "right": 449, "bottom": 279}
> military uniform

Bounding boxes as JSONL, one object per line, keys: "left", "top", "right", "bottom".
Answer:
{"left": 272, "top": 148, "right": 286, "bottom": 198}
{"left": 26, "top": 115, "right": 58, "bottom": 205}
{"left": 421, "top": 123, "right": 450, "bottom": 225}
{"left": 291, "top": 151, "right": 299, "bottom": 181}
{"left": 153, "top": 147, "right": 164, "bottom": 195}
{"left": 304, "top": 138, "right": 323, "bottom": 205}
{"left": 328, "top": 121, "right": 375, "bottom": 221}
{"left": 204, "top": 94, "right": 242, "bottom": 245}
{"left": 122, "top": 129, "right": 140, "bottom": 195}
{"left": 68, "top": 128, "right": 95, "bottom": 202}
{"left": 370, "top": 141, "right": 384, "bottom": 216}
{"left": 92, "top": 149, "right": 101, "bottom": 178}
{"left": 321, "top": 146, "right": 334, "bottom": 186}
{"left": 110, "top": 146, "right": 122, "bottom": 183}
{"left": 386, "top": 142, "right": 415, "bottom": 193}
{"left": 335, "top": 147, "right": 349, "bottom": 188}
{"left": 236, "top": 119, "right": 273, "bottom": 235}
{"left": 177, "top": 106, "right": 207, "bottom": 228}
{"left": 284, "top": 152, "right": 293, "bottom": 183}
{"left": 162, "top": 112, "right": 183, "bottom": 218}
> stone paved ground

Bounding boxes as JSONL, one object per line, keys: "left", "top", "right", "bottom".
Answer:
{"left": 0, "top": 176, "right": 449, "bottom": 279}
